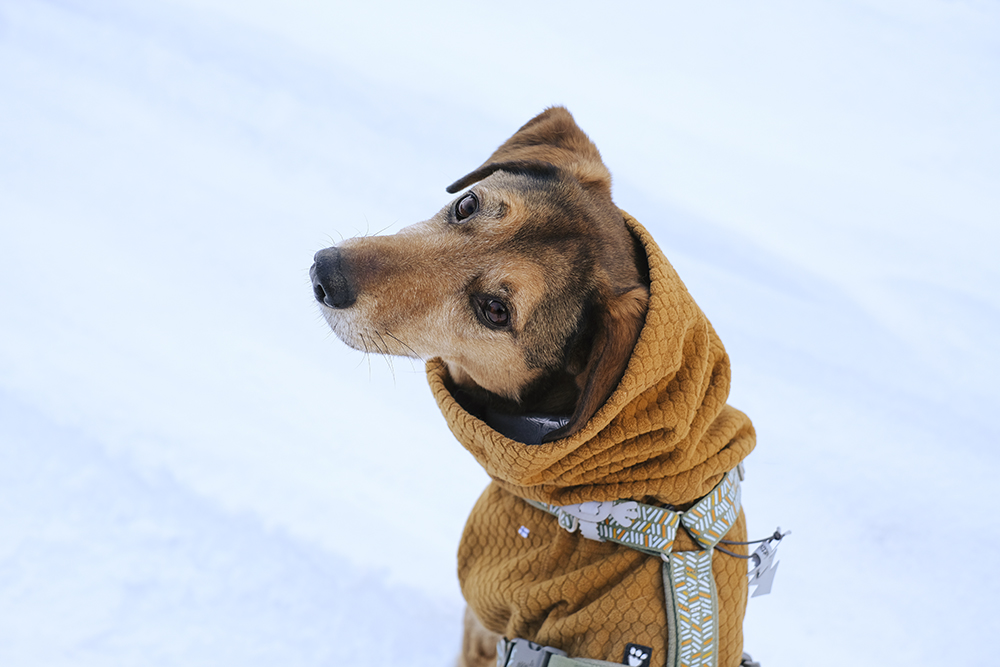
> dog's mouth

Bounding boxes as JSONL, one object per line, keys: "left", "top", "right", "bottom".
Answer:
{"left": 334, "top": 322, "right": 415, "bottom": 358}
{"left": 311, "top": 258, "right": 427, "bottom": 361}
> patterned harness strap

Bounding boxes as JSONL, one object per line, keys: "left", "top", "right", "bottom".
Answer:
{"left": 521, "top": 467, "right": 742, "bottom": 667}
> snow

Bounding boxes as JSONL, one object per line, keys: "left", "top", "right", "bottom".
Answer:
{"left": 0, "top": 391, "right": 462, "bottom": 666}
{"left": 1, "top": 0, "right": 997, "bottom": 664}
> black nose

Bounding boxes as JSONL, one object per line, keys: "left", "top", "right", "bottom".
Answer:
{"left": 310, "top": 247, "right": 356, "bottom": 309}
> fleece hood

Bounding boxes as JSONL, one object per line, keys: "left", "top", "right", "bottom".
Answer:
{"left": 426, "top": 212, "right": 755, "bottom": 508}
{"left": 426, "top": 212, "right": 755, "bottom": 666}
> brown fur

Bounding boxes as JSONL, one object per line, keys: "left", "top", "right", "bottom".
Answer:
{"left": 458, "top": 606, "right": 500, "bottom": 667}
{"left": 311, "top": 107, "right": 651, "bottom": 664}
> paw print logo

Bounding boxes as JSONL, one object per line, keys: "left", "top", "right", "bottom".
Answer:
{"left": 627, "top": 647, "right": 648, "bottom": 666}
{"left": 623, "top": 643, "right": 651, "bottom": 667}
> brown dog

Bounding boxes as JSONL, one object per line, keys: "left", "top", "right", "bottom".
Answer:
{"left": 312, "top": 108, "right": 755, "bottom": 667}
{"left": 311, "top": 107, "right": 648, "bottom": 442}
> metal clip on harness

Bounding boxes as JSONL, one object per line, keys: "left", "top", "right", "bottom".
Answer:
{"left": 497, "top": 637, "right": 566, "bottom": 667}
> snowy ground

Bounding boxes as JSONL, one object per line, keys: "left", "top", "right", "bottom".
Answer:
{"left": 1, "top": 1, "right": 998, "bottom": 665}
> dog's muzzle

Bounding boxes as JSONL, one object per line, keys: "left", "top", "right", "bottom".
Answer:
{"left": 310, "top": 247, "right": 356, "bottom": 309}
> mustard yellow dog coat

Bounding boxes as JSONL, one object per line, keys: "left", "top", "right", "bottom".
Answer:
{"left": 427, "top": 213, "right": 756, "bottom": 667}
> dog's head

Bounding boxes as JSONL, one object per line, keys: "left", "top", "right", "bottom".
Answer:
{"left": 312, "top": 107, "right": 649, "bottom": 440}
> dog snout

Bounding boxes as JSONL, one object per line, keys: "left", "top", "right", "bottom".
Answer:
{"left": 310, "top": 247, "right": 356, "bottom": 309}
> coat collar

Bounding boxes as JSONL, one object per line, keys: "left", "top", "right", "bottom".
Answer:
{"left": 426, "top": 212, "right": 755, "bottom": 506}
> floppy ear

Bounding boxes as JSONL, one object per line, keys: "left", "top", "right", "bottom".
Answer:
{"left": 446, "top": 160, "right": 559, "bottom": 194}
{"left": 543, "top": 286, "right": 649, "bottom": 442}
{"left": 446, "top": 106, "right": 612, "bottom": 195}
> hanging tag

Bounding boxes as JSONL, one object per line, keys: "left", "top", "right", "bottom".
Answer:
{"left": 747, "top": 528, "right": 789, "bottom": 597}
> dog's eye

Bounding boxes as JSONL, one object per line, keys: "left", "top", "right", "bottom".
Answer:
{"left": 455, "top": 193, "right": 478, "bottom": 221}
{"left": 474, "top": 296, "right": 510, "bottom": 329}
{"left": 483, "top": 299, "right": 509, "bottom": 327}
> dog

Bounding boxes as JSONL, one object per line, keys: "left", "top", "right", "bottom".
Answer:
{"left": 312, "top": 107, "right": 757, "bottom": 667}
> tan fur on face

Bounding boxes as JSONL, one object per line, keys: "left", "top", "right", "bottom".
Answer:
{"left": 442, "top": 256, "right": 551, "bottom": 400}
{"left": 320, "top": 178, "right": 577, "bottom": 402}
{"left": 315, "top": 107, "right": 649, "bottom": 423}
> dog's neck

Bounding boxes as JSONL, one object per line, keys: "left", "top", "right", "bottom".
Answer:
{"left": 450, "top": 385, "right": 571, "bottom": 445}
{"left": 446, "top": 360, "right": 583, "bottom": 412}
{"left": 442, "top": 323, "right": 596, "bottom": 445}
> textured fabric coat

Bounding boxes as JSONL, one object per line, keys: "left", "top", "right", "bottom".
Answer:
{"left": 427, "top": 213, "right": 756, "bottom": 667}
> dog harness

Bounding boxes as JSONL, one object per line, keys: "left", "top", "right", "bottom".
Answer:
{"left": 498, "top": 467, "right": 743, "bottom": 667}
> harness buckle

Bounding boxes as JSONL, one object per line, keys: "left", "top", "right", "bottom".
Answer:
{"left": 556, "top": 511, "right": 579, "bottom": 533}
{"left": 497, "top": 637, "right": 567, "bottom": 667}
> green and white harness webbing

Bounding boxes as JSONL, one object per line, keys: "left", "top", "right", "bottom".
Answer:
{"left": 502, "top": 466, "right": 743, "bottom": 667}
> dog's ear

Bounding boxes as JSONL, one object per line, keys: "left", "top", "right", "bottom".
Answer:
{"left": 446, "top": 160, "right": 559, "bottom": 194}
{"left": 446, "top": 107, "right": 612, "bottom": 195}
{"left": 544, "top": 285, "right": 649, "bottom": 442}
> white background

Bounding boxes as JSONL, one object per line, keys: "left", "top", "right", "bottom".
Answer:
{"left": 1, "top": 1, "right": 997, "bottom": 664}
